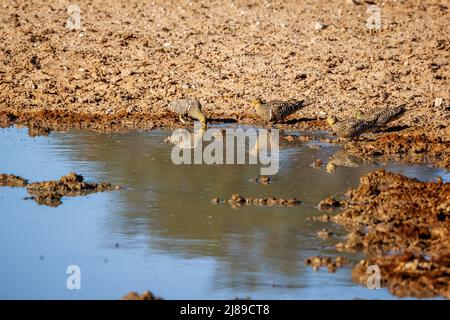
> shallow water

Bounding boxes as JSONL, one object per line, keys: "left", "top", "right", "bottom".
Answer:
{"left": 0, "top": 126, "right": 448, "bottom": 299}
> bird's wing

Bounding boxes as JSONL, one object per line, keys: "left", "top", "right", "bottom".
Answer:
{"left": 168, "top": 100, "right": 190, "bottom": 114}
{"left": 270, "top": 100, "right": 304, "bottom": 120}
{"left": 361, "top": 105, "right": 405, "bottom": 126}
{"left": 374, "top": 105, "right": 405, "bottom": 126}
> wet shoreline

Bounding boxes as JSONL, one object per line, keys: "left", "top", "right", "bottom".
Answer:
{"left": 1, "top": 110, "right": 449, "bottom": 172}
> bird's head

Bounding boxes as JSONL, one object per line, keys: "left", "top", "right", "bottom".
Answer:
{"left": 250, "top": 97, "right": 263, "bottom": 108}
{"left": 188, "top": 106, "right": 208, "bottom": 129}
{"left": 355, "top": 110, "right": 364, "bottom": 119}
{"left": 195, "top": 110, "right": 207, "bottom": 129}
{"left": 327, "top": 115, "right": 338, "bottom": 126}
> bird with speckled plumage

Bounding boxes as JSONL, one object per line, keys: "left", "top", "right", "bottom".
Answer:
{"left": 251, "top": 97, "right": 308, "bottom": 124}
{"left": 356, "top": 105, "right": 405, "bottom": 129}
{"left": 167, "top": 99, "right": 207, "bottom": 128}
{"left": 327, "top": 115, "right": 376, "bottom": 139}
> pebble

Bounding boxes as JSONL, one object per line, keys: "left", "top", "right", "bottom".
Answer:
{"left": 434, "top": 97, "right": 443, "bottom": 108}
{"left": 314, "top": 21, "right": 327, "bottom": 30}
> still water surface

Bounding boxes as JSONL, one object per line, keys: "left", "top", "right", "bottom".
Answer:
{"left": 0, "top": 126, "right": 447, "bottom": 299}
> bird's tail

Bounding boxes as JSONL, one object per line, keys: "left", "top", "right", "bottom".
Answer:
{"left": 375, "top": 104, "right": 405, "bottom": 127}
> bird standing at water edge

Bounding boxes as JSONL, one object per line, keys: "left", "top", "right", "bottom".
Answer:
{"left": 328, "top": 105, "right": 406, "bottom": 139}
{"left": 251, "top": 97, "right": 308, "bottom": 124}
{"left": 327, "top": 115, "right": 376, "bottom": 139}
{"left": 167, "top": 99, "right": 207, "bottom": 129}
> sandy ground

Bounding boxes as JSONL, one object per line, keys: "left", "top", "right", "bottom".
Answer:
{"left": 0, "top": 0, "right": 448, "bottom": 130}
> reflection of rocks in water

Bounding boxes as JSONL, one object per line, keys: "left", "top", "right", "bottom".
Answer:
{"left": 326, "top": 149, "right": 365, "bottom": 173}
{"left": 0, "top": 173, "right": 28, "bottom": 187}
{"left": 0, "top": 113, "right": 17, "bottom": 129}
{"left": 318, "top": 197, "right": 346, "bottom": 210}
{"left": 213, "top": 193, "right": 301, "bottom": 208}
{"left": 1, "top": 172, "right": 116, "bottom": 207}
{"left": 306, "top": 214, "right": 333, "bottom": 222}
{"left": 304, "top": 256, "right": 349, "bottom": 273}
{"left": 250, "top": 176, "right": 272, "bottom": 185}
{"left": 317, "top": 228, "right": 334, "bottom": 239}
{"left": 324, "top": 169, "right": 450, "bottom": 299}
{"left": 27, "top": 124, "right": 51, "bottom": 137}
{"left": 121, "top": 290, "right": 163, "bottom": 300}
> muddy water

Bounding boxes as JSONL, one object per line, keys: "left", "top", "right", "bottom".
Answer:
{"left": 0, "top": 126, "right": 448, "bottom": 299}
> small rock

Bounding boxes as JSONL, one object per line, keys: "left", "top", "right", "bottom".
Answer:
{"left": 318, "top": 197, "right": 342, "bottom": 210}
{"left": 317, "top": 111, "right": 327, "bottom": 119}
{"left": 434, "top": 97, "right": 443, "bottom": 108}
{"left": 295, "top": 73, "right": 307, "bottom": 81}
{"left": 310, "top": 159, "right": 323, "bottom": 168}
{"left": 314, "top": 21, "right": 327, "bottom": 30}
{"left": 251, "top": 176, "right": 272, "bottom": 184}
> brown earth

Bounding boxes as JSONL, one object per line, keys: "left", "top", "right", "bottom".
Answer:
{"left": 0, "top": 172, "right": 116, "bottom": 207}
{"left": 121, "top": 290, "right": 163, "bottom": 300}
{"left": 319, "top": 169, "right": 450, "bottom": 299}
{"left": 340, "top": 129, "right": 450, "bottom": 169}
{"left": 0, "top": 0, "right": 448, "bottom": 130}
{"left": 0, "top": 173, "right": 29, "bottom": 187}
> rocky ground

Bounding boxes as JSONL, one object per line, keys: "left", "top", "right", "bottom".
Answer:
{"left": 0, "top": 0, "right": 448, "bottom": 129}
{"left": 318, "top": 170, "right": 450, "bottom": 299}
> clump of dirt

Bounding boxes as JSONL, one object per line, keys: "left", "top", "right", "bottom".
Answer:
{"left": 342, "top": 128, "right": 450, "bottom": 169}
{"left": 310, "top": 159, "right": 323, "bottom": 168}
{"left": 324, "top": 169, "right": 450, "bottom": 299}
{"left": 0, "top": 172, "right": 117, "bottom": 207}
{"left": 213, "top": 193, "right": 301, "bottom": 208}
{"left": 27, "top": 123, "right": 51, "bottom": 137}
{"left": 250, "top": 176, "right": 272, "bottom": 185}
{"left": 318, "top": 196, "right": 346, "bottom": 210}
{"left": 304, "top": 256, "right": 349, "bottom": 273}
{"left": 121, "top": 290, "right": 163, "bottom": 300}
{"left": 0, "top": 173, "right": 29, "bottom": 187}
{"left": 26, "top": 172, "right": 114, "bottom": 207}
